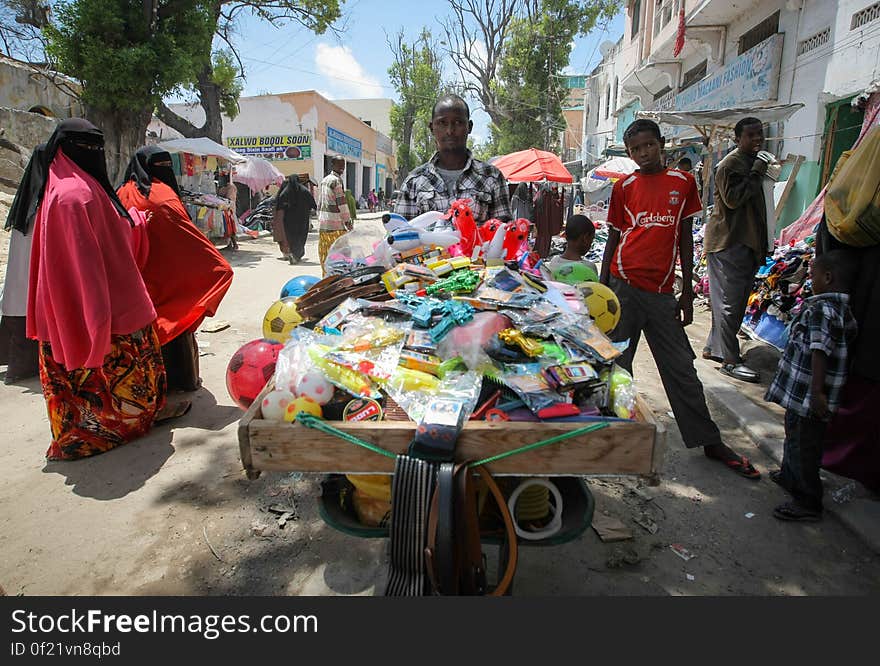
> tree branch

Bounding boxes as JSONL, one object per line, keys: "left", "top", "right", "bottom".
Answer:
{"left": 155, "top": 100, "right": 203, "bottom": 137}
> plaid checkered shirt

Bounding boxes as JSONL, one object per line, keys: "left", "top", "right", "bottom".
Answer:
{"left": 394, "top": 151, "right": 512, "bottom": 222}
{"left": 765, "top": 292, "right": 857, "bottom": 419}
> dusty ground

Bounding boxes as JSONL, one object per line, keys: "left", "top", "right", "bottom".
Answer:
{"left": 1, "top": 218, "right": 879, "bottom": 596}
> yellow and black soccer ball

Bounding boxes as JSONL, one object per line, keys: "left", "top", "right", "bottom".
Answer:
{"left": 261, "top": 297, "right": 303, "bottom": 343}
{"left": 578, "top": 281, "right": 621, "bottom": 334}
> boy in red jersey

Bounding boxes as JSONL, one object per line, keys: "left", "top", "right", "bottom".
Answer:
{"left": 600, "top": 119, "right": 760, "bottom": 480}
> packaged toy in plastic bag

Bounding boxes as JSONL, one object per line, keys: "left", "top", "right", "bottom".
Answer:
{"left": 601, "top": 364, "right": 636, "bottom": 419}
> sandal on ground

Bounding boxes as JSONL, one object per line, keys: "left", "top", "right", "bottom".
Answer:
{"left": 709, "top": 453, "right": 762, "bottom": 480}
{"left": 773, "top": 502, "right": 822, "bottom": 522}
{"left": 155, "top": 400, "right": 192, "bottom": 425}
{"left": 719, "top": 363, "right": 760, "bottom": 383}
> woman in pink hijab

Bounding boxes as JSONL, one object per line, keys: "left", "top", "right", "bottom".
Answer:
{"left": 23, "top": 119, "right": 167, "bottom": 460}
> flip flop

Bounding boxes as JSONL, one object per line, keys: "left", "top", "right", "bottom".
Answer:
{"left": 773, "top": 502, "right": 822, "bottom": 522}
{"left": 155, "top": 400, "right": 192, "bottom": 425}
{"left": 711, "top": 454, "right": 762, "bottom": 480}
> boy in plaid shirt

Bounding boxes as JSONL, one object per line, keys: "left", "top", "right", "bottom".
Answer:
{"left": 765, "top": 250, "right": 857, "bottom": 521}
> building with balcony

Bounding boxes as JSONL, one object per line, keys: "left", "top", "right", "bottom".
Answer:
{"left": 584, "top": 0, "right": 880, "bottom": 229}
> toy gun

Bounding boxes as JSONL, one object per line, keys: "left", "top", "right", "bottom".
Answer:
{"left": 425, "top": 268, "right": 482, "bottom": 296}
{"left": 396, "top": 293, "right": 474, "bottom": 342}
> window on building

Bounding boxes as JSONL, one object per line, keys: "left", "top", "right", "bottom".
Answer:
{"left": 851, "top": 2, "right": 880, "bottom": 30}
{"left": 681, "top": 60, "right": 707, "bottom": 90}
{"left": 653, "top": 86, "right": 672, "bottom": 101}
{"left": 631, "top": 0, "right": 641, "bottom": 39}
{"left": 738, "top": 11, "right": 779, "bottom": 55}
{"left": 797, "top": 27, "right": 831, "bottom": 56}
{"left": 605, "top": 84, "right": 611, "bottom": 119}
{"left": 612, "top": 77, "right": 619, "bottom": 114}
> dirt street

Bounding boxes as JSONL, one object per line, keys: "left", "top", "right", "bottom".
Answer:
{"left": 1, "top": 218, "right": 879, "bottom": 596}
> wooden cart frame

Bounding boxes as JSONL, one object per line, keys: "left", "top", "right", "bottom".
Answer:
{"left": 238, "top": 382, "right": 666, "bottom": 482}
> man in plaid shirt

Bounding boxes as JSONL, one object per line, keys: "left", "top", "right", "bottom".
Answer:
{"left": 765, "top": 250, "right": 857, "bottom": 521}
{"left": 318, "top": 154, "right": 352, "bottom": 273}
{"left": 395, "top": 94, "right": 511, "bottom": 224}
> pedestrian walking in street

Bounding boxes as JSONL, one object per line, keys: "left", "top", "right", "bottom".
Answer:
{"left": 1, "top": 143, "right": 44, "bottom": 384}
{"left": 317, "top": 155, "right": 352, "bottom": 273}
{"left": 765, "top": 250, "right": 858, "bottom": 521}
{"left": 601, "top": 118, "right": 761, "bottom": 479}
{"left": 118, "top": 146, "right": 234, "bottom": 392}
{"left": 276, "top": 174, "right": 316, "bottom": 265}
{"left": 395, "top": 94, "right": 511, "bottom": 223}
{"left": 20, "top": 119, "right": 168, "bottom": 460}
{"left": 368, "top": 188, "right": 378, "bottom": 213}
{"left": 702, "top": 117, "right": 773, "bottom": 383}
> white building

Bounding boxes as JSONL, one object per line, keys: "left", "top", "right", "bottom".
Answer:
{"left": 584, "top": 0, "right": 880, "bottom": 229}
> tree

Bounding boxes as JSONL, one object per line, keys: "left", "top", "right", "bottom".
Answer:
{"left": 41, "top": 1, "right": 341, "bottom": 182}
{"left": 440, "top": 0, "right": 520, "bottom": 128}
{"left": 45, "top": 1, "right": 216, "bottom": 181}
{"left": 443, "top": 0, "right": 619, "bottom": 153}
{"left": 155, "top": 1, "right": 341, "bottom": 144}
{"left": 388, "top": 28, "right": 443, "bottom": 181}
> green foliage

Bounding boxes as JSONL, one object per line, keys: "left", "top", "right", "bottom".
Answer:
{"left": 388, "top": 28, "right": 444, "bottom": 177}
{"left": 211, "top": 49, "right": 243, "bottom": 120}
{"left": 45, "top": 0, "right": 215, "bottom": 112}
{"left": 492, "top": 0, "right": 619, "bottom": 153}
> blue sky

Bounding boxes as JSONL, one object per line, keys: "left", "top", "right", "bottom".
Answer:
{"left": 227, "top": 0, "right": 625, "bottom": 143}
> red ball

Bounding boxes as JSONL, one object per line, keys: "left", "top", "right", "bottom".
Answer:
{"left": 226, "top": 338, "right": 284, "bottom": 410}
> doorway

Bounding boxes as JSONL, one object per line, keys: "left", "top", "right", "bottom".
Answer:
{"left": 820, "top": 96, "right": 864, "bottom": 186}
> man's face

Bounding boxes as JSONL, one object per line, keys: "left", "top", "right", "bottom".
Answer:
{"left": 331, "top": 158, "right": 345, "bottom": 174}
{"left": 430, "top": 105, "right": 472, "bottom": 153}
{"left": 737, "top": 124, "right": 764, "bottom": 155}
{"left": 626, "top": 131, "right": 664, "bottom": 171}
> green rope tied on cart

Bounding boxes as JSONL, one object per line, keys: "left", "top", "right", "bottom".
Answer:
{"left": 295, "top": 413, "right": 610, "bottom": 466}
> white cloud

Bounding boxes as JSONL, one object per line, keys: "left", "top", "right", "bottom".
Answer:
{"left": 314, "top": 43, "right": 385, "bottom": 98}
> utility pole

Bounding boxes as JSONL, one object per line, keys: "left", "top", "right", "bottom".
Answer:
{"left": 545, "top": 39, "right": 553, "bottom": 151}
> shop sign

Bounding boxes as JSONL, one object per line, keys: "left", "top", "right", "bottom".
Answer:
{"left": 376, "top": 133, "right": 393, "bottom": 155}
{"left": 327, "top": 126, "right": 362, "bottom": 159}
{"left": 675, "top": 33, "right": 784, "bottom": 111}
{"left": 225, "top": 135, "right": 312, "bottom": 160}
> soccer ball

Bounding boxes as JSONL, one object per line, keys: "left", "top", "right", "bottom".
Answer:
{"left": 261, "top": 389, "right": 296, "bottom": 422}
{"left": 284, "top": 396, "right": 323, "bottom": 422}
{"left": 226, "top": 338, "right": 284, "bottom": 410}
{"left": 552, "top": 261, "right": 599, "bottom": 285}
{"left": 579, "top": 281, "right": 621, "bottom": 334}
{"left": 262, "top": 297, "right": 303, "bottom": 343}
{"left": 280, "top": 274, "right": 320, "bottom": 299}
{"left": 294, "top": 369, "right": 334, "bottom": 406}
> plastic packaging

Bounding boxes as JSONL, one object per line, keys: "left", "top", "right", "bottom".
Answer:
{"left": 437, "top": 311, "right": 512, "bottom": 369}
{"left": 602, "top": 364, "right": 636, "bottom": 419}
{"left": 385, "top": 369, "right": 482, "bottom": 423}
{"left": 496, "top": 363, "right": 570, "bottom": 416}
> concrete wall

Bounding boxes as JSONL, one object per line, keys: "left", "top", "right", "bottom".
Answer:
{"left": 0, "top": 56, "right": 82, "bottom": 119}
{"left": 0, "top": 107, "right": 58, "bottom": 193}
{"left": 333, "top": 98, "right": 393, "bottom": 137}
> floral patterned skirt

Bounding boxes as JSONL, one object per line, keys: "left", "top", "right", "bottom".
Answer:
{"left": 39, "top": 326, "right": 167, "bottom": 460}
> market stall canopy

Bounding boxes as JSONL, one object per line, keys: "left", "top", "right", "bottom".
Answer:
{"left": 637, "top": 103, "right": 805, "bottom": 140}
{"left": 157, "top": 137, "right": 247, "bottom": 163}
{"left": 491, "top": 148, "right": 573, "bottom": 183}
{"left": 582, "top": 156, "right": 638, "bottom": 193}
{"left": 232, "top": 156, "right": 284, "bottom": 192}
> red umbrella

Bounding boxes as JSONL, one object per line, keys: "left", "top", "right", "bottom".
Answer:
{"left": 491, "top": 148, "right": 573, "bottom": 183}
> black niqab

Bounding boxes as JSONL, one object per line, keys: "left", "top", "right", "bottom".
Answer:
{"left": 4, "top": 118, "right": 131, "bottom": 234}
{"left": 122, "top": 145, "right": 181, "bottom": 198}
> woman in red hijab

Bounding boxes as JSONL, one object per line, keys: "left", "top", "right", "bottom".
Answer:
{"left": 24, "top": 119, "right": 167, "bottom": 460}
{"left": 118, "top": 146, "right": 233, "bottom": 391}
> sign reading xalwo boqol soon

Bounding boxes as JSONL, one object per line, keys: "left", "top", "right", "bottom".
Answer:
{"left": 226, "top": 135, "right": 312, "bottom": 160}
